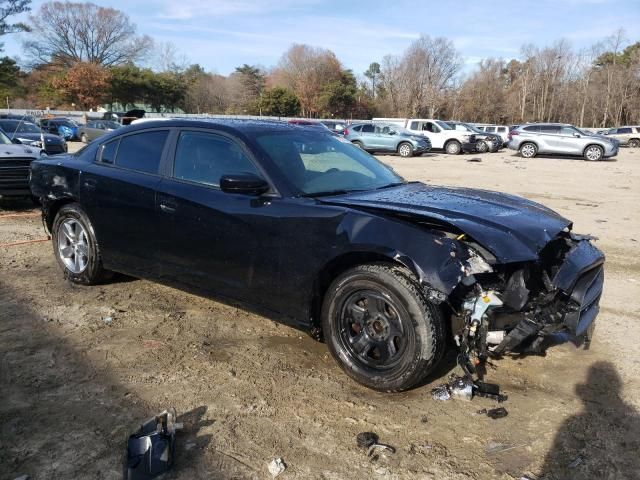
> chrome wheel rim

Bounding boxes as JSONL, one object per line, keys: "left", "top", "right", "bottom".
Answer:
{"left": 399, "top": 144, "right": 411, "bottom": 157}
{"left": 521, "top": 144, "right": 536, "bottom": 157}
{"left": 339, "top": 289, "right": 407, "bottom": 370}
{"left": 57, "top": 218, "right": 89, "bottom": 273}
{"left": 586, "top": 146, "right": 602, "bottom": 161}
{"left": 477, "top": 141, "right": 487, "bottom": 153}
{"left": 446, "top": 142, "right": 459, "bottom": 154}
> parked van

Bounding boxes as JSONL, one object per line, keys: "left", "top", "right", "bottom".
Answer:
{"left": 372, "top": 118, "right": 475, "bottom": 154}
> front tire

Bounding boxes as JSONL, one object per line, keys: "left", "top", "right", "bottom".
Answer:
{"left": 445, "top": 140, "right": 461, "bottom": 155}
{"left": 476, "top": 140, "right": 488, "bottom": 153}
{"left": 321, "top": 263, "right": 445, "bottom": 392}
{"left": 519, "top": 142, "right": 537, "bottom": 158}
{"left": 397, "top": 142, "right": 413, "bottom": 158}
{"left": 352, "top": 141, "right": 364, "bottom": 150}
{"left": 52, "top": 203, "right": 111, "bottom": 285}
{"left": 584, "top": 144, "right": 604, "bottom": 161}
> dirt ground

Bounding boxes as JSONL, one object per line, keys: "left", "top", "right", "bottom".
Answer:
{"left": 1, "top": 143, "right": 640, "bottom": 480}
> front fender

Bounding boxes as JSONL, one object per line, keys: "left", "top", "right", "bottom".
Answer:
{"left": 335, "top": 212, "right": 467, "bottom": 295}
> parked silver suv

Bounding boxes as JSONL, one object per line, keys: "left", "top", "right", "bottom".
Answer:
{"left": 508, "top": 123, "right": 618, "bottom": 161}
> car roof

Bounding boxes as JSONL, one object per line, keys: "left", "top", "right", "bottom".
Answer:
{"left": 102, "top": 118, "right": 336, "bottom": 136}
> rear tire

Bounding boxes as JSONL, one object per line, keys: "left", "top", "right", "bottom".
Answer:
{"left": 321, "top": 263, "right": 445, "bottom": 392}
{"left": 445, "top": 140, "right": 461, "bottom": 155}
{"left": 52, "top": 203, "right": 111, "bottom": 285}
{"left": 397, "top": 142, "right": 413, "bottom": 158}
{"left": 81, "top": 133, "right": 88, "bottom": 144}
{"left": 628, "top": 138, "right": 640, "bottom": 148}
{"left": 584, "top": 144, "right": 604, "bottom": 161}
{"left": 519, "top": 142, "right": 537, "bottom": 158}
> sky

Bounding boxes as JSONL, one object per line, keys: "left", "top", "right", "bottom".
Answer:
{"left": 2, "top": 0, "right": 640, "bottom": 78}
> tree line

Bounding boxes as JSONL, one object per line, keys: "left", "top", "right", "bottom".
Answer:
{"left": 0, "top": 1, "right": 638, "bottom": 127}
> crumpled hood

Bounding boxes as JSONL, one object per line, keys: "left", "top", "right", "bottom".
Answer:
{"left": 322, "top": 182, "right": 571, "bottom": 263}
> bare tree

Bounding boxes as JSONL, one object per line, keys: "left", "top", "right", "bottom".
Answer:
{"left": 24, "top": 1, "right": 153, "bottom": 67}
{"left": 0, "top": 0, "right": 31, "bottom": 35}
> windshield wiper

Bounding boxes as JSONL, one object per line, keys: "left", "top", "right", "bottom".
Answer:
{"left": 302, "top": 189, "right": 366, "bottom": 197}
{"left": 375, "top": 182, "right": 405, "bottom": 190}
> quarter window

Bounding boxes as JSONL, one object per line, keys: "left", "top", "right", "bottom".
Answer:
{"left": 486, "top": 127, "right": 496, "bottom": 132}
{"left": 99, "top": 139, "right": 119, "bottom": 164}
{"left": 618, "top": 127, "right": 632, "bottom": 134}
{"left": 173, "top": 131, "right": 259, "bottom": 187}
{"left": 497, "top": 127, "right": 507, "bottom": 132}
{"left": 114, "top": 130, "right": 169, "bottom": 174}
{"left": 523, "top": 126, "right": 540, "bottom": 132}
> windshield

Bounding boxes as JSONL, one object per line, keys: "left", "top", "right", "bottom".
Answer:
{"left": 104, "top": 121, "right": 121, "bottom": 130}
{"left": 461, "top": 123, "right": 485, "bottom": 134}
{"left": 436, "top": 120, "right": 452, "bottom": 130}
{"left": 57, "top": 120, "right": 78, "bottom": 128}
{"left": 256, "top": 132, "right": 404, "bottom": 196}
{"left": 0, "top": 130, "right": 12, "bottom": 145}
{"left": 0, "top": 121, "right": 42, "bottom": 134}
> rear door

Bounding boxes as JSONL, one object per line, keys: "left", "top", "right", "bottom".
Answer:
{"left": 80, "top": 128, "right": 172, "bottom": 276}
{"left": 359, "top": 124, "right": 379, "bottom": 149}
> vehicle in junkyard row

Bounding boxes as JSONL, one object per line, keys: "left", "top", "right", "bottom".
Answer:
{"left": 508, "top": 123, "right": 618, "bottom": 161}
{"left": 78, "top": 120, "right": 121, "bottom": 143}
{"left": 343, "top": 123, "right": 431, "bottom": 157}
{"left": 0, "top": 128, "right": 44, "bottom": 197}
{"left": 445, "top": 121, "right": 503, "bottom": 153}
{"left": 30, "top": 119, "right": 605, "bottom": 392}
{"left": 0, "top": 119, "right": 68, "bottom": 155}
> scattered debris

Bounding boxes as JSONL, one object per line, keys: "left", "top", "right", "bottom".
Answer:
{"left": 568, "top": 455, "right": 584, "bottom": 469}
{"left": 124, "top": 408, "right": 183, "bottom": 480}
{"left": 486, "top": 442, "right": 527, "bottom": 455}
{"left": 356, "top": 432, "right": 396, "bottom": 456}
{"left": 431, "top": 376, "right": 507, "bottom": 402}
{"left": 486, "top": 407, "right": 509, "bottom": 419}
{"left": 431, "top": 384, "right": 451, "bottom": 401}
{"left": 420, "top": 415, "right": 428, "bottom": 423}
{"left": 268, "top": 458, "right": 286, "bottom": 478}
{"left": 102, "top": 316, "right": 113, "bottom": 324}
{"left": 467, "top": 157, "right": 482, "bottom": 162}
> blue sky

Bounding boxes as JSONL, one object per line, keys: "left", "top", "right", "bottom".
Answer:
{"left": 2, "top": 0, "right": 639, "bottom": 77}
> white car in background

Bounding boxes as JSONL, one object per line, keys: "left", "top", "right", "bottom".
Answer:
{"left": 0, "top": 129, "right": 45, "bottom": 197}
{"left": 373, "top": 118, "right": 475, "bottom": 154}
{"left": 602, "top": 126, "right": 640, "bottom": 147}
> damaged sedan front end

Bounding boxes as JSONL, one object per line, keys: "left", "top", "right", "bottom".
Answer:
{"left": 451, "top": 231, "right": 604, "bottom": 377}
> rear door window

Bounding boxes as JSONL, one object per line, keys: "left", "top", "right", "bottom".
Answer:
{"left": 497, "top": 127, "right": 507, "bottom": 133}
{"left": 539, "top": 125, "right": 560, "bottom": 134}
{"left": 486, "top": 127, "right": 496, "bottom": 132}
{"left": 523, "top": 125, "right": 540, "bottom": 132}
{"left": 409, "top": 121, "right": 419, "bottom": 130}
{"left": 361, "top": 124, "right": 375, "bottom": 133}
{"left": 114, "top": 130, "right": 169, "bottom": 174}
{"left": 618, "top": 127, "right": 632, "bottom": 134}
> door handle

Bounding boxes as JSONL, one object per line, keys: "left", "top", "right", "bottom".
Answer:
{"left": 159, "top": 202, "right": 176, "bottom": 214}
{"left": 83, "top": 179, "right": 97, "bottom": 189}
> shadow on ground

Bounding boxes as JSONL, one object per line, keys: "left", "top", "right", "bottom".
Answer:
{"left": 540, "top": 361, "right": 640, "bottom": 479}
{"left": 0, "top": 280, "right": 216, "bottom": 479}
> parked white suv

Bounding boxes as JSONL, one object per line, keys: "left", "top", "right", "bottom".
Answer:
{"left": 603, "top": 126, "right": 640, "bottom": 147}
{"left": 475, "top": 125, "right": 509, "bottom": 145}
{"left": 373, "top": 118, "right": 475, "bottom": 154}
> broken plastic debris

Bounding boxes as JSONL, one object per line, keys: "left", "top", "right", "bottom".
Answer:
{"left": 431, "top": 384, "right": 451, "bottom": 401}
{"left": 102, "top": 316, "right": 113, "bottom": 324}
{"left": 268, "top": 458, "right": 286, "bottom": 478}
{"left": 568, "top": 455, "right": 584, "bottom": 469}
{"left": 356, "top": 432, "right": 396, "bottom": 456}
{"left": 450, "top": 377, "right": 473, "bottom": 401}
{"left": 486, "top": 407, "right": 508, "bottom": 419}
{"left": 124, "top": 408, "right": 183, "bottom": 480}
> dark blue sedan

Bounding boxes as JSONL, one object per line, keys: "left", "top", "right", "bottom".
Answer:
{"left": 29, "top": 119, "right": 604, "bottom": 391}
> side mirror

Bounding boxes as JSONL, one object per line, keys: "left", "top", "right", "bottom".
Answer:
{"left": 220, "top": 174, "right": 269, "bottom": 195}
{"left": 12, "top": 138, "right": 21, "bottom": 144}
{"left": 573, "top": 133, "right": 581, "bottom": 138}
{"left": 388, "top": 130, "right": 396, "bottom": 135}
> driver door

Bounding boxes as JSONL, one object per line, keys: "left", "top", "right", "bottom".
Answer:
{"left": 154, "top": 129, "right": 282, "bottom": 307}
{"left": 376, "top": 125, "right": 396, "bottom": 151}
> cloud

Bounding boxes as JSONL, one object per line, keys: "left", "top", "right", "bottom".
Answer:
{"left": 156, "top": 0, "right": 319, "bottom": 20}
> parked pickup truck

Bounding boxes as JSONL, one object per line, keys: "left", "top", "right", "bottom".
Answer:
{"left": 373, "top": 118, "right": 475, "bottom": 154}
